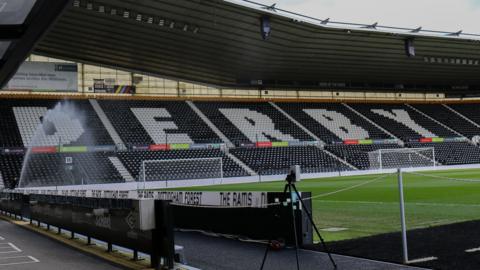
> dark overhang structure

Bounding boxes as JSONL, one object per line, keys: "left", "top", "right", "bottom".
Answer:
{"left": 1, "top": 0, "right": 480, "bottom": 93}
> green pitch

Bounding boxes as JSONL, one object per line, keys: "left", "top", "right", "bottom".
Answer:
{"left": 175, "top": 168, "right": 480, "bottom": 242}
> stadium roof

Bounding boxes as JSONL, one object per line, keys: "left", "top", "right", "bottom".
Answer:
{"left": 2, "top": 0, "right": 480, "bottom": 93}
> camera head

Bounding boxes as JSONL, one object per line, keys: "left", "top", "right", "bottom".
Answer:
{"left": 286, "top": 165, "right": 301, "bottom": 184}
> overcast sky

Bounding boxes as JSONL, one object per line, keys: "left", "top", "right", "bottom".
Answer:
{"left": 255, "top": 0, "right": 480, "bottom": 33}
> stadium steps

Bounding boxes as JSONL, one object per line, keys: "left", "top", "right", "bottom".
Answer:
{"left": 405, "top": 104, "right": 467, "bottom": 140}
{"left": 321, "top": 147, "right": 358, "bottom": 170}
{"left": 342, "top": 103, "right": 404, "bottom": 145}
{"left": 443, "top": 104, "right": 480, "bottom": 130}
{"left": 186, "top": 101, "right": 234, "bottom": 147}
{"left": 269, "top": 101, "right": 325, "bottom": 145}
{"left": 226, "top": 153, "right": 257, "bottom": 176}
{"left": 0, "top": 172, "right": 4, "bottom": 190}
{"left": 89, "top": 99, "right": 126, "bottom": 149}
{"left": 108, "top": 157, "right": 135, "bottom": 182}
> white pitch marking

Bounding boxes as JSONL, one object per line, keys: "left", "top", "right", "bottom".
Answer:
{"left": 8, "top": 243, "right": 21, "bottom": 252}
{"left": 321, "top": 227, "right": 348, "bottom": 232}
{"left": 28, "top": 256, "right": 40, "bottom": 263}
{"left": 0, "top": 255, "right": 40, "bottom": 266}
{"left": 407, "top": 256, "right": 438, "bottom": 264}
{"left": 465, "top": 247, "right": 480, "bottom": 253}
{"left": 318, "top": 199, "right": 480, "bottom": 208}
{"left": 0, "top": 243, "right": 21, "bottom": 254}
{"left": 0, "top": 236, "right": 4, "bottom": 241}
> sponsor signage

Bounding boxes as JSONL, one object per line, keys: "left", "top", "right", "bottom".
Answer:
{"left": 256, "top": 141, "right": 272, "bottom": 148}
{"left": 169, "top": 144, "right": 190, "bottom": 150}
{"left": 271, "top": 141, "right": 289, "bottom": 147}
{"left": 19, "top": 190, "right": 270, "bottom": 208}
{"left": 5, "top": 62, "right": 78, "bottom": 92}
{"left": 58, "top": 146, "right": 88, "bottom": 153}
{"left": 30, "top": 146, "right": 57, "bottom": 153}
{"left": 149, "top": 144, "right": 169, "bottom": 151}
{"left": 88, "top": 145, "right": 117, "bottom": 152}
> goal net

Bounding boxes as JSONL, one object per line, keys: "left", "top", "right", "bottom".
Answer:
{"left": 367, "top": 147, "right": 436, "bottom": 170}
{"left": 138, "top": 157, "right": 223, "bottom": 183}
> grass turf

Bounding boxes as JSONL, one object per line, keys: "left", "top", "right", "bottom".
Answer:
{"left": 172, "top": 168, "right": 480, "bottom": 242}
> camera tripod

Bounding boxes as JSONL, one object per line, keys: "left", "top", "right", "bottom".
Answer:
{"left": 259, "top": 172, "right": 337, "bottom": 270}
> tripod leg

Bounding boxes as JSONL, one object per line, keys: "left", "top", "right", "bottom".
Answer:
{"left": 287, "top": 184, "right": 301, "bottom": 270}
{"left": 259, "top": 241, "right": 270, "bottom": 270}
{"left": 291, "top": 185, "right": 337, "bottom": 269}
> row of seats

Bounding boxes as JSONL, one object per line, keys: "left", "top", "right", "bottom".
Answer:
{"left": 230, "top": 146, "right": 351, "bottom": 175}
{"left": 0, "top": 99, "right": 113, "bottom": 147}
{"left": 278, "top": 102, "right": 392, "bottom": 143}
{"left": 325, "top": 144, "right": 401, "bottom": 170}
{"left": 100, "top": 100, "right": 222, "bottom": 145}
{"left": 11, "top": 152, "right": 124, "bottom": 188}
{"left": 194, "top": 101, "right": 313, "bottom": 146}
{"left": 117, "top": 149, "right": 249, "bottom": 180}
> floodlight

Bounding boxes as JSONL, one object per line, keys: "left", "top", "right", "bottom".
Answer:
{"left": 260, "top": 16, "right": 271, "bottom": 40}
{"left": 405, "top": 38, "right": 415, "bottom": 57}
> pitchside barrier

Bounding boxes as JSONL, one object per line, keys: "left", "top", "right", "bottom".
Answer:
{"left": 0, "top": 192, "right": 175, "bottom": 269}
{"left": 0, "top": 190, "right": 313, "bottom": 256}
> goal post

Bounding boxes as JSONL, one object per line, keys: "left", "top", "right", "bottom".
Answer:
{"left": 138, "top": 157, "right": 223, "bottom": 187}
{"left": 368, "top": 147, "right": 436, "bottom": 170}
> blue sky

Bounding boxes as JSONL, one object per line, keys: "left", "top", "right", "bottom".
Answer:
{"left": 255, "top": 0, "right": 480, "bottom": 33}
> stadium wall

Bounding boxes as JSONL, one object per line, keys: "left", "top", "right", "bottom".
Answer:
{"left": 1, "top": 55, "right": 456, "bottom": 102}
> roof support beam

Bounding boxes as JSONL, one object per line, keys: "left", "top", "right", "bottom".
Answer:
{"left": 0, "top": 0, "right": 71, "bottom": 89}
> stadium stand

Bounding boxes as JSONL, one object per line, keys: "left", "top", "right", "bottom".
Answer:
{"left": 99, "top": 100, "right": 222, "bottom": 145}
{"left": 0, "top": 153, "right": 23, "bottom": 189}
{"left": 17, "top": 152, "right": 124, "bottom": 187}
{"left": 117, "top": 149, "right": 248, "bottom": 180}
{"left": 277, "top": 102, "right": 393, "bottom": 143}
{"left": 407, "top": 141, "right": 480, "bottom": 165}
{"left": 411, "top": 104, "right": 480, "bottom": 139}
{"left": 325, "top": 144, "right": 401, "bottom": 170}
{"left": 230, "top": 146, "right": 351, "bottom": 175}
{"left": 448, "top": 104, "right": 480, "bottom": 136}
{"left": 194, "top": 101, "right": 313, "bottom": 145}
{"left": 0, "top": 99, "right": 114, "bottom": 147}
{"left": 4, "top": 97, "right": 480, "bottom": 188}
{"left": 349, "top": 103, "right": 458, "bottom": 140}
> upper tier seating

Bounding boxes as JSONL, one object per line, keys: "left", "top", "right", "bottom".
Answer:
{"left": 277, "top": 102, "right": 392, "bottom": 143}
{"left": 194, "top": 101, "right": 313, "bottom": 145}
{"left": 100, "top": 100, "right": 222, "bottom": 146}
{"left": 0, "top": 99, "right": 113, "bottom": 147}
{"left": 412, "top": 104, "right": 479, "bottom": 139}
{"left": 325, "top": 144, "right": 401, "bottom": 170}
{"left": 16, "top": 152, "right": 124, "bottom": 188}
{"left": 407, "top": 142, "right": 480, "bottom": 165}
{"left": 448, "top": 104, "right": 480, "bottom": 138}
{"left": 117, "top": 149, "right": 248, "bottom": 180}
{"left": 349, "top": 103, "right": 457, "bottom": 141}
{"left": 230, "top": 146, "right": 351, "bottom": 175}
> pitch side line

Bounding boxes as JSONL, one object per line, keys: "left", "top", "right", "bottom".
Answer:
{"left": 317, "top": 199, "right": 480, "bottom": 208}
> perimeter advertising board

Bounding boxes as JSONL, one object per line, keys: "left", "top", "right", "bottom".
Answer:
{"left": 5, "top": 62, "right": 78, "bottom": 92}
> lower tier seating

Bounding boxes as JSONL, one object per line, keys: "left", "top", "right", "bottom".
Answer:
{"left": 0, "top": 154, "right": 23, "bottom": 189}
{"left": 230, "top": 146, "right": 351, "bottom": 175}
{"left": 4, "top": 152, "right": 124, "bottom": 188}
{"left": 407, "top": 142, "right": 480, "bottom": 165}
{"left": 325, "top": 144, "right": 402, "bottom": 170}
{"left": 117, "top": 149, "right": 249, "bottom": 180}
